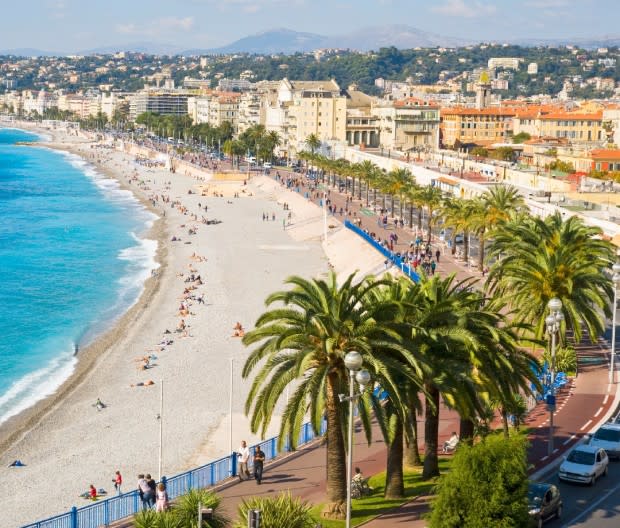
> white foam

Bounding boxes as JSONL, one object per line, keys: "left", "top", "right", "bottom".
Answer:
{"left": 0, "top": 350, "right": 77, "bottom": 425}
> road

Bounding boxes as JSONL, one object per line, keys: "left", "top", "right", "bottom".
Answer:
{"left": 533, "top": 459, "right": 620, "bottom": 527}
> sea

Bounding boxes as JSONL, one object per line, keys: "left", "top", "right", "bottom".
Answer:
{"left": 0, "top": 128, "right": 158, "bottom": 425}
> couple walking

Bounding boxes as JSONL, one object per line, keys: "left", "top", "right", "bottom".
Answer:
{"left": 237, "top": 440, "right": 266, "bottom": 485}
{"left": 137, "top": 473, "right": 169, "bottom": 512}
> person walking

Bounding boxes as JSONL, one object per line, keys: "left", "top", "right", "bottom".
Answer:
{"left": 237, "top": 440, "right": 251, "bottom": 481}
{"left": 253, "top": 445, "right": 266, "bottom": 485}
{"left": 155, "top": 482, "right": 169, "bottom": 512}
{"left": 145, "top": 474, "right": 157, "bottom": 508}
{"left": 113, "top": 470, "right": 122, "bottom": 495}
{"left": 137, "top": 474, "right": 150, "bottom": 510}
{"left": 435, "top": 248, "right": 441, "bottom": 263}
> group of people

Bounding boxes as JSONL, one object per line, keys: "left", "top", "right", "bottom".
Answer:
{"left": 237, "top": 440, "right": 266, "bottom": 485}
{"left": 137, "top": 473, "right": 169, "bottom": 512}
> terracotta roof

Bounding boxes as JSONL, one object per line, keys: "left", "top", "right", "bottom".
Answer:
{"left": 539, "top": 111, "right": 603, "bottom": 120}
{"left": 590, "top": 149, "right": 620, "bottom": 160}
{"left": 394, "top": 97, "right": 438, "bottom": 109}
{"left": 440, "top": 107, "right": 518, "bottom": 116}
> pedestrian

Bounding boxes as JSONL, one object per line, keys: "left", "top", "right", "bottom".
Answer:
{"left": 145, "top": 474, "right": 156, "bottom": 508}
{"left": 155, "top": 482, "right": 169, "bottom": 512}
{"left": 272, "top": 212, "right": 275, "bottom": 221}
{"left": 113, "top": 470, "right": 122, "bottom": 495}
{"left": 89, "top": 484, "right": 97, "bottom": 501}
{"left": 431, "top": 260, "right": 437, "bottom": 275}
{"left": 253, "top": 446, "right": 266, "bottom": 485}
{"left": 435, "top": 249, "right": 441, "bottom": 263}
{"left": 237, "top": 440, "right": 250, "bottom": 481}
{"left": 137, "top": 474, "right": 149, "bottom": 509}
{"left": 282, "top": 218, "right": 286, "bottom": 230}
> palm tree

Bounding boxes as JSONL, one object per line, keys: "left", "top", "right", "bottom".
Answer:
{"left": 355, "top": 160, "right": 380, "bottom": 204}
{"left": 305, "top": 133, "right": 321, "bottom": 155}
{"left": 241, "top": 272, "right": 415, "bottom": 515}
{"left": 416, "top": 186, "right": 444, "bottom": 243}
{"left": 383, "top": 168, "right": 413, "bottom": 219}
{"left": 486, "top": 212, "right": 615, "bottom": 342}
{"left": 470, "top": 185, "right": 525, "bottom": 272}
{"left": 440, "top": 197, "right": 476, "bottom": 261}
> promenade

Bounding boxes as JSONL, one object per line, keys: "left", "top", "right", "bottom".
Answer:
{"left": 209, "top": 167, "right": 620, "bottom": 526}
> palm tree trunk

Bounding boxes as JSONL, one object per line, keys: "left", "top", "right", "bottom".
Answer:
{"left": 459, "top": 417, "right": 475, "bottom": 441}
{"left": 399, "top": 194, "right": 404, "bottom": 220}
{"left": 417, "top": 209, "right": 423, "bottom": 232}
{"left": 391, "top": 195, "right": 395, "bottom": 217}
{"left": 351, "top": 177, "right": 355, "bottom": 197}
{"left": 426, "top": 210, "right": 432, "bottom": 244}
{"left": 322, "top": 372, "right": 347, "bottom": 517}
{"left": 405, "top": 404, "right": 422, "bottom": 466}
{"left": 385, "top": 418, "right": 404, "bottom": 499}
{"left": 464, "top": 230, "right": 470, "bottom": 263}
{"left": 478, "top": 230, "right": 485, "bottom": 272}
{"left": 408, "top": 201, "right": 414, "bottom": 229}
{"left": 423, "top": 383, "right": 440, "bottom": 480}
{"left": 502, "top": 410, "right": 510, "bottom": 438}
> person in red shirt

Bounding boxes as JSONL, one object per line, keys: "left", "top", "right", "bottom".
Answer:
{"left": 89, "top": 484, "right": 97, "bottom": 500}
{"left": 113, "top": 470, "right": 122, "bottom": 495}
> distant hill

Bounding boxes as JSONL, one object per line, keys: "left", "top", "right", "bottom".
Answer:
{"left": 0, "top": 48, "right": 65, "bottom": 57}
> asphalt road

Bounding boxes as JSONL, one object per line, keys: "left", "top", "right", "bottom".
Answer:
{"left": 535, "top": 458, "right": 620, "bottom": 527}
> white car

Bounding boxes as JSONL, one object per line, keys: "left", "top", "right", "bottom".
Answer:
{"left": 589, "top": 423, "right": 620, "bottom": 458}
{"left": 558, "top": 445, "right": 608, "bottom": 485}
{"left": 263, "top": 162, "right": 272, "bottom": 169}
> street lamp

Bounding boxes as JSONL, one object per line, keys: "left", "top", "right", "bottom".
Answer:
{"left": 339, "top": 351, "right": 371, "bottom": 528}
{"left": 545, "top": 297, "right": 563, "bottom": 457}
{"left": 609, "top": 263, "right": 620, "bottom": 383}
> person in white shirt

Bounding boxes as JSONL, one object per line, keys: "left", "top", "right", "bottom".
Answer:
{"left": 237, "top": 440, "right": 250, "bottom": 481}
{"left": 442, "top": 432, "right": 459, "bottom": 453}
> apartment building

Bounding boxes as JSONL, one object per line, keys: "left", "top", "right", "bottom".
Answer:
{"left": 440, "top": 107, "right": 517, "bottom": 147}
{"left": 344, "top": 85, "right": 378, "bottom": 148}
{"left": 374, "top": 97, "right": 440, "bottom": 151}
{"left": 265, "top": 78, "right": 346, "bottom": 157}
{"left": 129, "top": 90, "right": 189, "bottom": 121}
{"left": 237, "top": 91, "right": 262, "bottom": 134}
{"left": 187, "top": 91, "right": 240, "bottom": 130}
{"left": 513, "top": 109, "right": 603, "bottom": 143}
{"left": 21, "top": 89, "right": 57, "bottom": 115}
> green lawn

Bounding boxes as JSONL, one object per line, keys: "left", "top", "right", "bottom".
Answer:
{"left": 310, "top": 457, "right": 453, "bottom": 527}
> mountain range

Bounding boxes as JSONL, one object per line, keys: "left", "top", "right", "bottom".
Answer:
{"left": 1, "top": 26, "right": 620, "bottom": 57}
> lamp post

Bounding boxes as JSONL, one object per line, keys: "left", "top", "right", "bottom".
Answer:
{"left": 339, "top": 351, "right": 371, "bottom": 528}
{"left": 545, "top": 297, "right": 563, "bottom": 456}
{"left": 609, "top": 263, "right": 620, "bottom": 383}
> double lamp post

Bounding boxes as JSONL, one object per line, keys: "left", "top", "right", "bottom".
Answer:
{"left": 545, "top": 297, "right": 563, "bottom": 457}
{"left": 339, "top": 351, "right": 371, "bottom": 528}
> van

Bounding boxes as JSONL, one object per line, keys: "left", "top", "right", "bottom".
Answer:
{"left": 245, "top": 156, "right": 256, "bottom": 164}
{"left": 589, "top": 423, "right": 620, "bottom": 458}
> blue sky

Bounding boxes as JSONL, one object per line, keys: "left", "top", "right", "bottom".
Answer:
{"left": 1, "top": 0, "right": 618, "bottom": 52}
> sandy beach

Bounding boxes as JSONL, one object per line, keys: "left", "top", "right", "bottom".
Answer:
{"left": 0, "top": 123, "right": 383, "bottom": 527}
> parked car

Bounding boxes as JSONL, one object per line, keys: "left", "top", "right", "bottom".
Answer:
{"left": 528, "top": 482, "right": 562, "bottom": 527}
{"left": 263, "top": 162, "right": 272, "bottom": 169}
{"left": 589, "top": 423, "right": 620, "bottom": 458}
{"left": 558, "top": 445, "right": 608, "bottom": 485}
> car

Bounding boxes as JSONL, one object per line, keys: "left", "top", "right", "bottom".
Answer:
{"left": 263, "top": 162, "right": 272, "bottom": 169}
{"left": 558, "top": 444, "right": 608, "bottom": 485}
{"left": 589, "top": 423, "right": 620, "bottom": 458}
{"left": 528, "top": 482, "right": 562, "bottom": 528}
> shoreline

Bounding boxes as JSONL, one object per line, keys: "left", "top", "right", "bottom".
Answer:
{"left": 0, "top": 122, "right": 384, "bottom": 527}
{"left": 0, "top": 128, "right": 170, "bottom": 459}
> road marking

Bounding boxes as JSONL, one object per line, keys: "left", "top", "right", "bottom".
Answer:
{"left": 603, "top": 394, "right": 610, "bottom": 405}
{"left": 563, "top": 435, "right": 576, "bottom": 446}
{"left": 594, "top": 406, "right": 604, "bottom": 418}
{"left": 538, "top": 424, "right": 544, "bottom": 428}
{"left": 608, "top": 383, "right": 613, "bottom": 393}
{"left": 562, "top": 479, "right": 620, "bottom": 527}
{"left": 580, "top": 420, "right": 593, "bottom": 431}
{"left": 553, "top": 449, "right": 559, "bottom": 454}
{"left": 540, "top": 455, "right": 549, "bottom": 462}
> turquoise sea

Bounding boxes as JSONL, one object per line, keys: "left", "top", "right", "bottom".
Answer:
{"left": 0, "top": 128, "right": 157, "bottom": 424}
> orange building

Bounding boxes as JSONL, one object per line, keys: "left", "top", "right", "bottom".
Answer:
{"left": 440, "top": 107, "right": 517, "bottom": 147}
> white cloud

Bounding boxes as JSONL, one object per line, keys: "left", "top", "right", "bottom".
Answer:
{"left": 116, "top": 17, "right": 195, "bottom": 36}
{"left": 431, "top": 0, "right": 497, "bottom": 18}
{"left": 45, "top": 0, "right": 67, "bottom": 19}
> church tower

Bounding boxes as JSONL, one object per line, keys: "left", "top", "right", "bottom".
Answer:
{"left": 475, "top": 71, "right": 492, "bottom": 110}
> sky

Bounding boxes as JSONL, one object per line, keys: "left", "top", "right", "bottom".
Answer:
{"left": 1, "top": 0, "right": 618, "bottom": 53}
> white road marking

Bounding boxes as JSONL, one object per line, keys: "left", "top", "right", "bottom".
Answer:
{"left": 562, "top": 479, "right": 620, "bottom": 527}
{"left": 594, "top": 406, "right": 604, "bottom": 418}
{"left": 541, "top": 455, "right": 549, "bottom": 462}
{"left": 580, "top": 420, "right": 593, "bottom": 431}
{"left": 603, "top": 394, "right": 609, "bottom": 405}
{"left": 563, "top": 435, "right": 576, "bottom": 446}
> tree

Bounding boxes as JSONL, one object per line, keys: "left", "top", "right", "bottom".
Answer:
{"left": 241, "top": 272, "right": 417, "bottom": 516}
{"left": 471, "top": 146, "right": 488, "bottom": 158}
{"left": 486, "top": 212, "right": 615, "bottom": 342}
{"left": 547, "top": 159, "right": 575, "bottom": 174}
{"left": 428, "top": 433, "right": 530, "bottom": 528}
{"left": 512, "top": 132, "right": 531, "bottom": 144}
{"left": 305, "top": 133, "right": 321, "bottom": 155}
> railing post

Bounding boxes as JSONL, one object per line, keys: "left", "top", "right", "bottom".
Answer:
{"left": 104, "top": 498, "right": 109, "bottom": 527}
{"left": 188, "top": 470, "right": 193, "bottom": 491}
{"left": 231, "top": 451, "right": 238, "bottom": 477}
{"left": 70, "top": 506, "right": 77, "bottom": 528}
{"left": 270, "top": 437, "right": 276, "bottom": 459}
{"left": 210, "top": 462, "right": 215, "bottom": 485}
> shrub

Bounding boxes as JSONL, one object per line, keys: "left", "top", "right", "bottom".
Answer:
{"left": 542, "top": 345, "right": 577, "bottom": 375}
{"left": 173, "top": 488, "right": 227, "bottom": 528}
{"left": 428, "top": 433, "right": 529, "bottom": 528}
{"left": 233, "top": 492, "right": 315, "bottom": 528}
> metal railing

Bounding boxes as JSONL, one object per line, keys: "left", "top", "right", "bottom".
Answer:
{"left": 23, "top": 421, "right": 325, "bottom": 528}
{"left": 344, "top": 220, "right": 420, "bottom": 283}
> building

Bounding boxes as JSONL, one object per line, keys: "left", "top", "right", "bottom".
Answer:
{"left": 487, "top": 57, "right": 522, "bottom": 70}
{"left": 528, "top": 62, "right": 539, "bottom": 75}
{"left": 265, "top": 78, "right": 346, "bottom": 157}
{"left": 373, "top": 97, "right": 440, "bottom": 152}
{"left": 237, "top": 91, "right": 262, "bottom": 134}
{"left": 129, "top": 90, "right": 189, "bottom": 121}
{"left": 513, "top": 109, "right": 603, "bottom": 144}
{"left": 440, "top": 107, "right": 517, "bottom": 147}
{"left": 589, "top": 149, "right": 620, "bottom": 172}
{"left": 187, "top": 91, "right": 240, "bottom": 130}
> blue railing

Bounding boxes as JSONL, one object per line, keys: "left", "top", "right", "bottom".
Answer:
{"left": 23, "top": 420, "right": 326, "bottom": 528}
{"left": 344, "top": 220, "right": 420, "bottom": 283}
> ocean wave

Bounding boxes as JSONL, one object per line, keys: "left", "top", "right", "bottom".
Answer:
{"left": 0, "top": 349, "right": 77, "bottom": 425}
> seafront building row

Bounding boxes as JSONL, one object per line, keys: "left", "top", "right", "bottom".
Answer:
{"left": 2, "top": 75, "right": 620, "bottom": 169}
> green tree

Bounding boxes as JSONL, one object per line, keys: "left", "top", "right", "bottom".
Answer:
{"left": 233, "top": 493, "right": 315, "bottom": 528}
{"left": 512, "top": 132, "right": 531, "bottom": 144}
{"left": 241, "top": 272, "right": 418, "bottom": 516}
{"left": 305, "top": 133, "right": 321, "bottom": 155}
{"left": 428, "top": 433, "right": 529, "bottom": 528}
{"left": 486, "top": 212, "right": 615, "bottom": 342}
